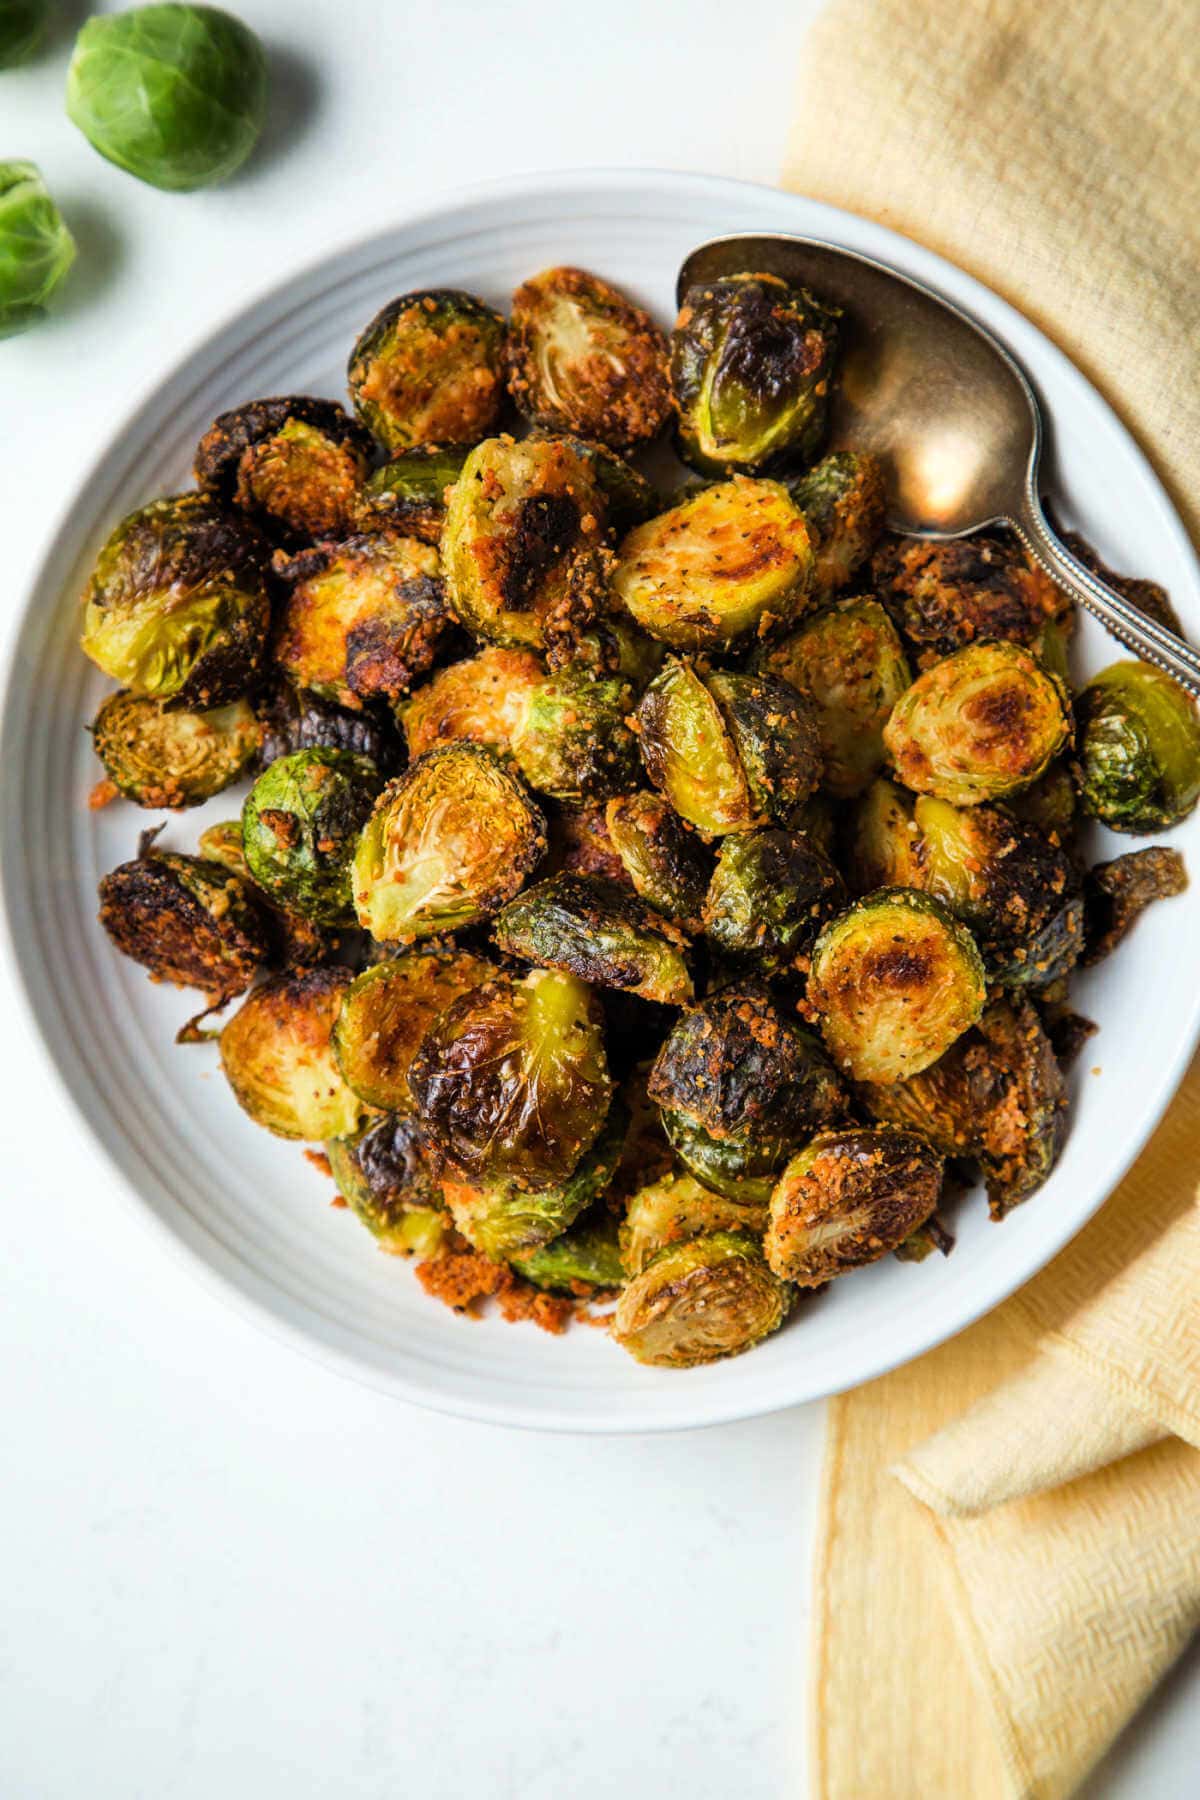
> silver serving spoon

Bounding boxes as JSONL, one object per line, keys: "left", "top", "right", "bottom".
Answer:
{"left": 677, "top": 234, "right": 1200, "bottom": 697}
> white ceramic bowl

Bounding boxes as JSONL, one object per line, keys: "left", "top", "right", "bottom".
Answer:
{"left": 3, "top": 171, "right": 1198, "bottom": 1433}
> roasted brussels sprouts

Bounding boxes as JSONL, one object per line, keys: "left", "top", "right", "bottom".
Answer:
{"left": 612, "top": 479, "right": 815, "bottom": 651}
{"left": 326, "top": 1114, "right": 446, "bottom": 1255}
{"left": 787, "top": 451, "right": 886, "bottom": 602}
{"left": 441, "top": 1102, "right": 624, "bottom": 1260}
{"left": 550, "top": 434, "right": 660, "bottom": 532}
{"left": 195, "top": 396, "right": 372, "bottom": 542}
{"left": 273, "top": 528, "right": 449, "bottom": 710}
{"left": 510, "top": 668, "right": 640, "bottom": 802}
{"left": 256, "top": 676, "right": 403, "bottom": 776}
{"left": 547, "top": 802, "right": 629, "bottom": 887}
{"left": 1075, "top": 661, "right": 1200, "bottom": 833}
{"left": 764, "top": 1126, "right": 943, "bottom": 1286}
{"left": 352, "top": 743, "right": 546, "bottom": 942}
{"left": 702, "top": 827, "right": 845, "bottom": 973}
{"left": 620, "top": 1170, "right": 767, "bottom": 1276}
{"left": 220, "top": 966, "right": 368, "bottom": 1141}
{"left": 0, "top": 162, "right": 74, "bottom": 337}
{"left": 1007, "top": 760, "right": 1077, "bottom": 834}
{"left": 331, "top": 948, "right": 494, "bottom": 1112}
{"left": 1082, "top": 846, "right": 1188, "bottom": 966}
{"left": 347, "top": 289, "right": 506, "bottom": 452}
{"left": 80, "top": 494, "right": 270, "bottom": 708}
{"left": 409, "top": 968, "right": 612, "bottom": 1190}
{"left": 0, "top": 1, "right": 46, "bottom": 65}
{"left": 505, "top": 266, "right": 672, "bottom": 449}
{"left": 98, "top": 840, "right": 272, "bottom": 998}
{"left": 241, "top": 747, "right": 382, "bottom": 924}
{"left": 883, "top": 641, "right": 1071, "bottom": 805}
{"left": 440, "top": 435, "right": 611, "bottom": 665}
{"left": 509, "top": 1205, "right": 625, "bottom": 1291}
{"left": 400, "top": 645, "right": 544, "bottom": 763}
{"left": 91, "top": 690, "right": 259, "bottom": 808}
{"left": 195, "top": 818, "right": 337, "bottom": 968}
{"left": 840, "top": 777, "right": 926, "bottom": 895}
{"left": 671, "top": 272, "right": 839, "bottom": 475}
{"left": 66, "top": 4, "right": 268, "bottom": 191}
{"left": 808, "top": 888, "right": 986, "bottom": 1082}
{"left": 605, "top": 791, "right": 712, "bottom": 930}
{"left": 755, "top": 597, "right": 911, "bottom": 798}
{"left": 612, "top": 1231, "right": 790, "bottom": 1368}
{"left": 359, "top": 444, "right": 471, "bottom": 542}
{"left": 872, "top": 531, "right": 1070, "bottom": 664}
{"left": 493, "top": 873, "right": 693, "bottom": 1005}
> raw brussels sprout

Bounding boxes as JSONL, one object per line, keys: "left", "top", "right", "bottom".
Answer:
{"left": 409, "top": 968, "right": 612, "bottom": 1190}
{"left": 66, "top": 5, "right": 268, "bottom": 191}
{"left": 611, "top": 479, "right": 815, "bottom": 651}
{"left": 440, "top": 435, "right": 611, "bottom": 666}
{"left": 441, "top": 1103, "right": 624, "bottom": 1260}
{"left": 360, "top": 444, "right": 471, "bottom": 542}
{"left": 80, "top": 494, "right": 270, "bottom": 708}
{"left": 220, "top": 966, "right": 369, "bottom": 1141}
{"left": 612, "top": 1231, "right": 790, "bottom": 1368}
{"left": 671, "top": 272, "right": 840, "bottom": 475}
{"left": 883, "top": 641, "right": 1071, "bottom": 805}
{"left": 273, "top": 528, "right": 449, "bottom": 710}
{"left": 400, "top": 646, "right": 544, "bottom": 763}
{"left": 605, "top": 791, "right": 712, "bottom": 930}
{"left": 756, "top": 597, "right": 912, "bottom": 797}
{"left": 98, "top": 840, "right": 272, "bottom": 997}
{"left": 347, "top": 288, "right": 506, "bottom": 452}
{"left": 331, "top": 948, "right": 494, "bottom": 1112}
{"left": 242, "top": 747, "right": 383, "bottom": 924}
{"left": 91, "top": 690, "right": 260, "bottom": 808}
{"left": 352, "top": 743, "right": 546, "bottom": 942}
{"left": 702, "top": 827, "right": 845, "bottom": 973}
{"left": 1075, "top": 661, "right": 1200, "bottom": 833}
{"left": 808, "top": 888, "right": 986, "bottom": 1082}
{"left": 841, "top": 777, "right": 925, "bottom": 895}
{"left": 326, "top": 1115, "right": 446, "bottom": 1255}
{"left": 872, "top": 530, "right": 1071, "bottom": 664}
{"left": 509, "top": 668, "right": 640, "bottom": 802}
{"left": 620, "top": 1170, "right": 767, "bottom": 1276}
{"left": 493, "top": 872, "right": 693, "bottom": 1005}
{"left": 0, "top": 1, "right": 46, "bottom": 65}
{"left": 786, "top": 451, "right": 886, "bottom": 603}
{"left": 505, "top": 266, "right": 672, "bottom": 449}
{"left": 195, "top": 396, "right": 373, "bottom": 542}
{"left": 1082, "top": 846, "right": 1188, "bottom": 966}
{"left": 861, "top": 998, "right": 1067, "bottom": 1218}
{"left": 914, "top": 796, "right": 1084, "bottom": 989}
{"left": 764, "top": 1126, "right": 943, "bottom": 1286}
{"left": 509, "top": 1205, "right": 625, "bottom": 1292}
{"left": 0, "top": 162, "right": 74, "bottom": 337}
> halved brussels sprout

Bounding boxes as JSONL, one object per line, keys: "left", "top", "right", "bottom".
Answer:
{"left": 764, "top": 1126, "right": 943, "bottom": 1287}
{"left": 756, "top": 597, "right": 912, "bottom": 797}
{"left": 359, "top": 444, "right": 472, "bottom": 542}
{"left": 409, "top": 968, "right": 612, "bottom": 1190}
{"left": 671, "top": 272, "right": 839, "bottom": 475}
{"left": 242, "top": 747, "right": 382, "bottom": 924}
{"left": 352, "top": 743, "right": 546, "bottom": 942}
{"left": 883, "top": 641, "right": 1071, "bottom": 805}
{"left": 274, "top": 528, "right": 449, "bottom": 709}
{"left": 441, "top": 1102, "right": 624, "bottom": 1260}
{"left": 808, "top": 888, "right": 986, "bottom": 1082}
{"left": 547, "top": 801, "right": 630, "bottom": 886}
{"left": 620, "top": 1170, "right": 767, "bottom": 1276}
{"left": 400, "top": 646, "right": 544, "bottom": 762}
{"left": 1075, "top": 661, "right": 1200, "bottom": 833}
{"left": 98, "top": 841, "right": 272, "bottom": 998}
{"left": 1082, "top": 846, "right": 1188, "bottom": 966}
{"left": 704, "top": 668, "right": 823, "bottom": 820}
{"left": 612, "top": 479, "right": 815, "bottom": 651}
{"left": 493, "top": 872, "right": 693, "bottom": 1005}
{"left": 195, "top": 396, "right": 373, "bottom": 541}
{"left": 220, "top": 966, "right": 369, "bottom": 1141}
{"left": 861, "top": 998, "right": 1067, "bottom": 1218}
{"left": 326, "top": 1114, "right": 446, "bottom": 1255}
{"left": 702, "top": 827, "right": 845, "bottom": 973}
{"left": 1007, "top": 760, "right": 1077, "bottom": 834}
{"left": 840, "top": 777, "right": 926, "bottom": 895}
{"left": 91, "top": 690, "right": 260, "bottom": 808}
{"left": 80, "top": 494, "right": 270, "bottom": 708}
{"left": 510, "top": 668, "right": 640, "bottom": 803}
{"left": 440, "top": 435, "right": 611, "bottom": 665}
{"left": 509, "top": 1205, "right": 625, "bottom": 1292}
{"left": 612, "top": 1230, "right": 790, "bottom": 1367}
{"left": 872, "top": 531, "right": 1071, "bottom": 664}
{"left": 331, "top": 948, "right": 494, "bottom": 1111}
{"left": 605, "top": 791, "right": 712, "bottom": 930}
{"left": 505, "top": 266, "right": 672, "bottom": 449}
{"left": 256, "top": 676, "right": 403, "bottom": 775}
{"left": 347, "top": 289, "right": 506, "bottom": 452}
{"left": 786, "top": 452, "right": 886, "bottom": 604}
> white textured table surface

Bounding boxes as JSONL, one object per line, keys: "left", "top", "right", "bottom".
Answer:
{"left": 1, "top": 4, "right": 1195, "bottom": 1795}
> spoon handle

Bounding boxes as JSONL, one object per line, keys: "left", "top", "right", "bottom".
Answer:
{"left": 1014, "top": 491, "right": 1200, "bottom": 699}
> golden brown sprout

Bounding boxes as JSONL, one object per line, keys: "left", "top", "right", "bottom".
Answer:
{"left": 400, "top": 646, "right": 545, "bottom": 761}
{"left": 840, "top": 777, "right": 926, "bottom": 896}
{"left": 765, "top": 1126, "right": 943, "bottom": 1286}
{"left": 787, "top": 451, "right": 886, "bottom": 603}
{"left": 220, "top": 966, "right": 369, "bottom": 1141}
{"left": 347, "top": 288, "right": 506, "bottom": 452}
{"left": 620, "top": 1171, "right": 768, "bottom": 1276}
{"left": 195, "top": 396, "right": 372, "bottom": 542}
{"left": 331, "top": 948, "right": 495, "bottom": 1112}
{"left": 91, "top": 691, "right": 260, "bottom": 809}
{"left": 612, "top": 1231, "right": 790, "bottom": 1368}
{"left": 605, "top": 790, "right": 713, "bottom": 930}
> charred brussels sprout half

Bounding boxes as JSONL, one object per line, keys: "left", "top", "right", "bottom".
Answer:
{"left": 80, "top": 494, "right": 270, "bottom": 708}
{"left": 256, "top": 677, "right": 403, "bottom": 776}
{"left": 326, "top": 1115, "right": 446, "bottom": 1256}
{"left": 841, "top": 777, "right": 926, "bottom": 895}
{"left": 620, "top": 1170, "right": 768, "bottom": 1276}
{"left": 509, "top": 668, "right": 639, "bottom": 802}
{"left": 883, "top": 641, "right": 1071, "bottom": 805}
{"left": 347, "top": 289, "right": 506, "bottom": 452}
{"left": 756, "top": 597, "right": 911, "bottom": 798}
{"left": 509, "top": 1206, "right": 625, "bottom": 1291}
{"left": 195, "top": 396, "right": 372, "bottom": 542}
{"left": 765, "top": 1127, "right": 943, "bottom": 1287}
{"left": 613, "top": 1231, "right": 790, "bottom": 1368}
{"left": 1082, "top": 847, "right": 1188, "bottom": 966}
{"left": 441, "top": 1103, "right": 624, "bottom": 1260}
{"left": 785, "top": 452, "right": 886, "bottom": 603}
{"left": 360, "top": 444, "right": 471, "bottom": 542}
{"left": 809, "top": 889, "right": 985, "bottom": 1082}
{"left": 98, "top": 842, "right": 272, "bottom": 998}
{"left": 352, "top": 743, "right": 546, "bottom": 942}
{"left": 1075, "top": 661, "right": 1200, "bottom": 833}
{"left": 873, "top": 531, "right": 1071, "bottom": 665}
{"left": 220, "top": 966, "right": 368, "bottom": 1141}
{"left": 506, "top": 266, "right": 672, "bottom": 449}
{"left": 605, "top": 791, "right": 712, "bottom": 929}
{"left": 400, "top": 645, "right": 544, "bottom": 762}
{"left": 702, "top": 827, "right": 845, "bottom": 973}
{"left": 91, "top": 690, "right": 259, "bottom": 808}
{"left": 331, "top": 948, "right": 494, "bottom": 1112}
{"left": 409, "top": 968, "right": 612, "bottom": 1191}
{"left": 0, "top": 161, "right": 75, "bottom": 336}
{"left": 273, "top": 528, "right": 449, "bottom": 709}
{"left": 241, "top": 747, "right": 382, "bottom": 923}
{"left": 671, "top": 272, "right": 839, "bottom": 475}
{"left": 493, "top": 873, "right": 693, "bottom": 1005}
{"left": 612, "top": 479, "right": 814, "bottom": 651}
